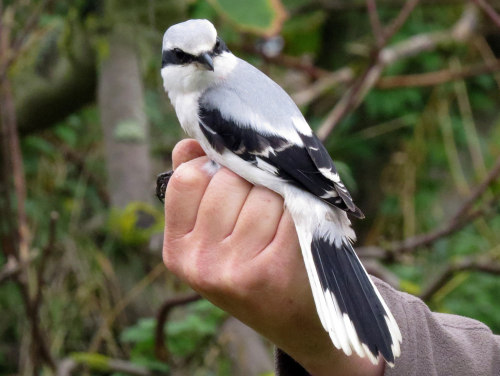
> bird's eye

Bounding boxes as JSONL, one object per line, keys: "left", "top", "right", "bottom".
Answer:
{"left": 174, "top": 48, "right": 184, "bottom": 58}
{"left": 173, "top": 48, "right": 191, "bottom": 64}
{"left": 213, "top": 38, "right": 226, "bottom": 55}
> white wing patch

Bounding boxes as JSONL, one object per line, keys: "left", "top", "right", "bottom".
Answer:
{"left": 320, "top": 189, "right": 339, "bottom": 199}
{"left": 255, "top": 157, "right": 279, "bottom": 175}
{"left": 292, "top": 116, "right": 313, "bottom": 136}
{"left": 319, "top": 167, "right": 341, "bottom": 183}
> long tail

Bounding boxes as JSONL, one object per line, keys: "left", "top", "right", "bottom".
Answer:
{"left": 288, "top": 198, "right": 402, "bottom": 366}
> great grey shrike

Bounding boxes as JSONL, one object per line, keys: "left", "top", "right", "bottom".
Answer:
{"left": 159, "top": 19, "right": 401, "bottom": 366}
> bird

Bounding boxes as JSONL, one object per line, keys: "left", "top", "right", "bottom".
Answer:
{"left": 160, "top": 19, "right": 402, "bottom": 366}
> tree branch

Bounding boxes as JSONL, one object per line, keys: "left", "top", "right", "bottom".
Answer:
{"left": 383, "top": 0, "right": 420, "bottom": 42}
{"left": 0, "top": 256, "right": 23, "bottom": 284}
{"left": 420, "top": 256, "right": 500, "bottom": 301}
{"left": 0, "top": 5, "right": 57, "bottom": 370}
{"left": 240, "top": 44, "right": 329, "bottom": 79}
{"left": 472, "top": 0, "right": 500, "bottom": 30}
{"left": 367, "top": 0, "right": 384, "bottom": 47}
{"left": 388, "top": 154, "right": 500, "bottom": 257}
{"left": 154, "top": 292, "right": 202, "bottom": 362}
{"left": 449, "top": 154, "right": 500, "bottom": 224}
{"left": 376, "top": 58, "right": 500, "bottom": 88}
{"left": 316, "top": 4, "right": 478, "bottom": 141}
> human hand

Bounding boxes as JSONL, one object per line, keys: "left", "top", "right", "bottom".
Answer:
{"left": 162, "top": 139, "right": 383, "bottom": 376}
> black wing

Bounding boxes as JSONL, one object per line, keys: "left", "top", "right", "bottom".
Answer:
{"left": 198, "top": 106, "right": 364, "bottom": 218}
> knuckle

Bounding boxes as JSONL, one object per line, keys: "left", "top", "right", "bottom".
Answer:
{"left": 183, "top": 241, "right": 220, "bottom": 293}
{"left": 219, "top": 258, "right": 256, "bottom": 297}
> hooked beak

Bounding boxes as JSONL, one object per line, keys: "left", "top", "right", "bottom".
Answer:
{"left": 198, "top": 52, "right": 214, "bottom": 71}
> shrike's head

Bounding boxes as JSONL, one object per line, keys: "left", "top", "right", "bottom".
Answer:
{"left": 161, "top": 19, "right": 234, "bottom": 95}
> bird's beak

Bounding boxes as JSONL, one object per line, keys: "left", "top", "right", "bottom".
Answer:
{"left": 198, "top": 52, "right": 214, "bottom": 71}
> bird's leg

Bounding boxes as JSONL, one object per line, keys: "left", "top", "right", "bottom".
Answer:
{"left": 203, "top": 160, "right": 220, "bottom": 176}
{"left": 156, "top": 170, "right": 174, "bottom": 203}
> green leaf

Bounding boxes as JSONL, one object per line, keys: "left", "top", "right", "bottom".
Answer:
{"left": 208, "top": 0, "right": 287, "bottom": 36}
{"left": 70, "top": 353, "right": 111, "bottom": 371}
{"left": 282, "top": 11, "right": 326, "bottom": 56}
{"left": 121, "top": 318, "right": 156, "bottom": 343}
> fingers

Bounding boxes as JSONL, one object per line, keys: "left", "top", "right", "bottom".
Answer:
{"left": 268, "top": 209, "right": 298, "bottom": 256}
{"left": 172, "top": 139, "right": 205, "bottom": 169}
{"left": 231, "top": 186, "right": 285, "bottom": 256}
{"left": 195, "top": 168, "right": 252, "bottom": 241}
{"left": 164, "top": 156, "right": 211, "bottom": 237}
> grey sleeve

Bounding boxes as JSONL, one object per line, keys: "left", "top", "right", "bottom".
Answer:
{"left": 275, "top": 276, "right": 500, "bottom": 376}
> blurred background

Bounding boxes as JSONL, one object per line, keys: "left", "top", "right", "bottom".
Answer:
{"left": 1, "top": 0, "right": 500, "bottom": 375}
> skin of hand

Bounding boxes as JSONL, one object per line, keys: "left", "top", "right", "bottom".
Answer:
{"left": 162, "top": 139, "right": 384, "bottom": 376}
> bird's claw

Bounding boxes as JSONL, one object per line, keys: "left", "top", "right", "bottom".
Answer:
{"left": 156, "top": 170, "right": 174, "bottom": 203}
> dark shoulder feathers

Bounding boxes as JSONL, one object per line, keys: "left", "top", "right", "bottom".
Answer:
{"left": 198, "top": 105, "right": 364, "bottom": 218}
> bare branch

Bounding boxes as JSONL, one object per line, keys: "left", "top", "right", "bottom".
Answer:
{"left": 367, "top": 0, "right": 385, "bottom": 47}
{"left": 388, "top": 154, "right": 500, "bottom": 256}
{"left": 0, "top": 256, "right": 23, "bottom": 283}
{"left": 383, "top": 0, "right": 420, "bottom": 42}
{"left": 376, "top": 58, "right": 500, "bottom": 88}
{"left": 390, "top": 199, "right": 496, "bottom": 255}
{"left": 317, "top": 63, "right": 383, "bottom": 141}
{"left": 0, "top": 10, "right": 57, "bottom": 369}
{"left": 292, "top": 67, "right": 354, "bottom": 106}
{"left": 450, "top": 154, "right": 500, "bottom": 224}
{"left": 317, "top": 5, "right": 478, "bottom": 141}
{"left": 154, "top": 292, "right": 202, "bottom": 362}
{"left": 472, "top": 0, "right": 500, "bottom": 30}
{"left": 239, "top": 44, "right": 329, "bottom": 79}
{"left": 361, "top": 258, "right": 400, "bottom": 287}
{"left": 420, "top": 257, "right": 500, "bottom": 301}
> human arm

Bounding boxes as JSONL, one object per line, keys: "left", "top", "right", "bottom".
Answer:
{"left": 162, "top": 139, "right": 500, "bottom": 376}
{"left": 162, "top": 139, "right": 384, "bottom": 376}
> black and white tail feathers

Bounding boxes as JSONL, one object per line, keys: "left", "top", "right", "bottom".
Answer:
{"left": 295, "top": 221, "right": 402, "bottom": 366}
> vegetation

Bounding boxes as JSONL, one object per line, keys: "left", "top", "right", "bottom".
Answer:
{"left": 1, "top": 0, "right": 499, "bottom": 375}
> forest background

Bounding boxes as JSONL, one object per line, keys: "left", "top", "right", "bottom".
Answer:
{"left": 1, "top": 0, "right": 500, "bottom": 375}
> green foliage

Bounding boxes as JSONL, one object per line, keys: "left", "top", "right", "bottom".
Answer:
{"left": 2, "top": 1, "right": 500, "bottom": 374}
{"left": 282, "top": 11, "right": 326, "bottom": 56}
{"left": 121, "top": 300, "right": 226, "bottom": 371}
{"left": 70, "top": 352, "right": 113, "bottom": 371}
{"left": 207, "top": 0, "right": 285, "bottom": 36}
{"left": 364, "top": 88, "right": 425, "bottom": 119}
{"left": 108, "top": 202, "right": 164, "bottom": 246}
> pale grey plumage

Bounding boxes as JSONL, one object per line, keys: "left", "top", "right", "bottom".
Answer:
{"left": 200, "top": 58, "right": 307, "bottom": 139}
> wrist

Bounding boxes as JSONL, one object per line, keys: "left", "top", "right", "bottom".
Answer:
{"left": 277, "top": 330, "right": 385, "bottom": 376}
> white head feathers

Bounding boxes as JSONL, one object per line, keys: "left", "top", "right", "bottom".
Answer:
{"left": 163, "top": 19, "right": 217, "bottom": 55}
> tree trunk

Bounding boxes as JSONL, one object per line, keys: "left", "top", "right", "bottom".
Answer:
{"left": 98, "top": 34, "right": 152, "bottom": 208}
{"left": 218, "top": 317, "right": 274, "bottom": 376}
